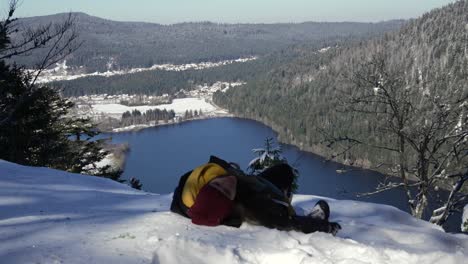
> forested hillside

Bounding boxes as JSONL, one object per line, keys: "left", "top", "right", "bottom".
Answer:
{"left": 215, "top": 1, "right": 468, "bottom": 174}
{"left": 54, "top": 55, "right": 271, "bottom": 96}
{"left": 54, "top": 32, "right": 403, "bottom": 96}
{"left": 54, "top": 41, "right": 325, "bottom": 96}
{"left": 12, "top": 12, "right": 403, "bottom": 72}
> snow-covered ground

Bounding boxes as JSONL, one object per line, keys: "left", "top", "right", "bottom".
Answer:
{"left": 87, "top": 97, "right": 231, "bottom": 132}
{"left": 92, "top": 98, "right": 217, "bottom": 116}
{"left": 71, "top": 81, "right": 240, "bottom": 131}
{"left": 33, "top": 57, "right": 257, "bottom": 83}
{"left": 1, "top": 160, "right": 467, "bottom": 264}
{"left": 318, "top": 47, "right": 331, "bottom": 53}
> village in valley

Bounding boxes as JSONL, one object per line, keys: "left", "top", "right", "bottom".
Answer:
{"left": 68, "top": 81, "right": 244, "bottom": 132}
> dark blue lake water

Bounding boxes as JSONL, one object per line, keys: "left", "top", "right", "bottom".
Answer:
{"left": 104, "top": 117, "right": 461, "bottom": 232}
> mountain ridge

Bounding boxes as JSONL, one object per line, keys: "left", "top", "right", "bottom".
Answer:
{"left": 11, "top": 12, "right": 404, "bottom": 71}
{"left": 19, "top": 11, "right": 406, "bottom": 26}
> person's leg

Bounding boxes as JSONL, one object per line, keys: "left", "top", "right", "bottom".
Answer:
{"left": 292, "top": 215, "right": 341, "bottom": 235}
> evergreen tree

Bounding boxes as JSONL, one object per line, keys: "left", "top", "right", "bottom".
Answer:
{"left": 248, "top": 137, "right": 299, "bottom": 192}
{"left": 129, "top": 177, "right": 143, "bottom": 190}
{"left": 0, "top": 1, "right": 121, "bottom": 179}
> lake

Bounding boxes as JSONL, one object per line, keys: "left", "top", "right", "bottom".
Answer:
{"left": 105, "top": 117, "right": 461, "bottom": 232}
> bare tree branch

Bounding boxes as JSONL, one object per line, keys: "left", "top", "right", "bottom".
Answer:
{"left": 357, "top": 181, "right": 422, "bottom": 197}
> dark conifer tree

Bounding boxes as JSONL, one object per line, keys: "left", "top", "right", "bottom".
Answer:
{"left": 0, "top": 1, "right": 122, "bottom": 179}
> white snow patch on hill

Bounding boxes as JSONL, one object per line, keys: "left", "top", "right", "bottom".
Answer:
{"left": 0, "top": 160, "right": 467, "bottom": 264}
{"left": 318, "top": 47, "right": 331, "bottom": 53}
{"left": 91, "top": 98, "right": 221, "bottom": 117}
{"left": 33, "top": 57, "right": 257, "bottom": 83}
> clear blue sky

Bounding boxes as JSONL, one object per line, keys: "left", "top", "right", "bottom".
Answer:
{"left": 5, "top": 0, "right": 458, "bottom": 24}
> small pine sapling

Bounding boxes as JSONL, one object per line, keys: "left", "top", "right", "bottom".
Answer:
{"left": 248, "top": 137, "right": 299, "bottom": 193}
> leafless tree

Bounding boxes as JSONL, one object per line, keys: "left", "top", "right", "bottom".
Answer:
{"left": 323, "top": 49, "right": 467, "bottom": 226}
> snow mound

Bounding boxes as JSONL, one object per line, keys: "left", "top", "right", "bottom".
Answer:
{"left": 0, "top": 160, "right": 467, "bottom": 264}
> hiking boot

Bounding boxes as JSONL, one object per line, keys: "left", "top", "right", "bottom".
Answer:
{"left": 307, "top": 200, "right": 330, "bottom": 221}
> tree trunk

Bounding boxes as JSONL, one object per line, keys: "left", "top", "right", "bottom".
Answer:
{"left": 398, "top": 133, "right": 415, "bottom": 213}
{"left": 414, "top": 192, "right": 428, "bottom": 219}
{"left": 414, "top": 148, "right": 430, "bottom": 219}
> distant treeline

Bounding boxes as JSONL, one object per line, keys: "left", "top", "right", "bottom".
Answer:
{"left": 121, "top": 109, "right": 176, "bottom": 127}
{"left": 182, "top": 109, "right": 203, "bottom": 120}
{"left": 120, "top": 108, "right": 203, "bottom": 127}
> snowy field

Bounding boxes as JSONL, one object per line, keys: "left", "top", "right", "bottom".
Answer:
{"left": 74, "top": 85, "right": 236, "bottom": 132}
{"left": 0, "top": 160, "right": 467, "bottom": 264}
{"left": 91, "top": 97, "right": 226, "bottom": 118}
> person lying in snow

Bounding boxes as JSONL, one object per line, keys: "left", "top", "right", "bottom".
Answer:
{"left": 170, "top": 156, "right": 341, "bottom": 235}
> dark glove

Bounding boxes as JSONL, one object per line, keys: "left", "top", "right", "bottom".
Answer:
{"left": 328, "top": 222, "right": 342, "bottom": 236}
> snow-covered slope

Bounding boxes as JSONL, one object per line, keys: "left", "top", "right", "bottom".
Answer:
{"left": 0, "top": 160, "right": 466, "bottom": 264}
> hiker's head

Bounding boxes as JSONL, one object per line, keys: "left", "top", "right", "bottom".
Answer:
{"left": 187, "top": 176, "right": 237, "bottom": 226}
{"left": 258, "top": 163, "right": 294, "bottom": 199}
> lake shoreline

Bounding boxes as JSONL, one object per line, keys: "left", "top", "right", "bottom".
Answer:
{"left": 105, "top": 115, "right": 399, "bottom": 179}
{"left": 103, "top": 113, "right": 235, "bottom": 133}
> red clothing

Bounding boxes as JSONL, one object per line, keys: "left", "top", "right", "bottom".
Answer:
{"left": 187, "top": 184, "right": 234, "bottom": 226}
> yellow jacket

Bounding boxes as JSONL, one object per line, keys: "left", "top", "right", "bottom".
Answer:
{"left": 181, "top": 163, "right": 227, "bottom": 208}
